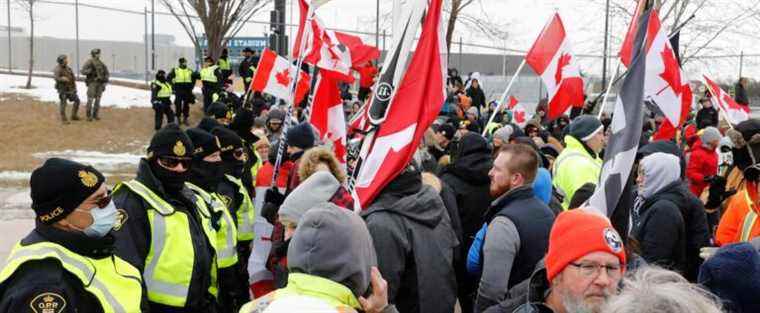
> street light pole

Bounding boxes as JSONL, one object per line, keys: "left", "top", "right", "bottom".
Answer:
{"left": 75, "top": 0, "right": 80, "bottom": 76}
{"left": 375, "top": 0, "right": 379, "bottom": 48}
{"left": 7, "top": 0, "right": 11, "bottom": 71}
{"left": 151, "top": 0, "right": 155, "bottom": 71}
{"left": 602, "top": 0, "right": 610, "bottom": 89}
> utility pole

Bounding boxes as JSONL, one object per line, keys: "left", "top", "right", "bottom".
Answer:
{"left": 7, "top": 0, "right": 11, "bottom": 71}
{"left": 375, "top": 0, "right": 379, "bottom": 48}
{"left": 739, "top": 50, "right": 744, "bottom": 79}
{"left": 602, "top": 0, "right": 610, "bottom": 89}
{"left": 151, "top": 0, "right": 155, "bottom": 71}
{"left": 75, "top": 0, "right": 80, "bottom": 75}
{"left": 144, "top": 6, "right": 149, "bottom": 82}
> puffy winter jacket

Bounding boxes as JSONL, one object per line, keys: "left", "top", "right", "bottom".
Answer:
{"left": 552, "top": 135, "right": 602, "bottom": 209}
{"left": 686, "top": 144, "right": 718, "bottom": 196}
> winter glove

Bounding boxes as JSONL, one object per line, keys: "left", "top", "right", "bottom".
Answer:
{"left": 261, "top": 188, "right": 285, "bottom": 224}
{"left": 705, "top": 176, "right": 735, "bottom": 209}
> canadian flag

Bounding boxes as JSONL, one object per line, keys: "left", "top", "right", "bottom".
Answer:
{"left": 642, "top": 10, "right": 686, "bottom": 128}
{"left": 293, "top": 0, "right": 355, "bottom": 82}
{"left": 353, "top": 0, "right": 446, "bottom": 209}
{"left": 309, "top": 73, "right": 348, "bottom": 167}
{"left": 507, "top": 96, "right": 533, "bottom": 128}
{"left": 250, "top": 48, "right": 311, "bottom": 104}
{"left": 704, "top": 75, "right": 750, "bottom": 125}
{"left": 525, "top": 13, "right": 584, "bottom": 120}
{"left": 619, "top": 0, "right": 645, "bottom": 67}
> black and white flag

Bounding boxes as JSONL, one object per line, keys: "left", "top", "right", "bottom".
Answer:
{"left": 587, "top": 9, "right": 650, "bottom": 216}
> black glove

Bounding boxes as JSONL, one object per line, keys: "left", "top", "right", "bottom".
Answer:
{"left": 265, "top": 188, "right": 285, "bottom": 206}
{"left": 704, "top": 175, "right": 717, "bottom": 183}
{"left": 261, "top": 188, "right": 286, "bottom": 224}
{"left": 705, "top": 176, "right": 731, "bottom": 209}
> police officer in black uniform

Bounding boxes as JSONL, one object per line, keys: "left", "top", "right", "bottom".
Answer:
{"left": 112, "top": 124, "right": 219, "bottom": 312}
{"left": 239, "top": 48, "right": 257, "bottom": 94}
{"left": 0, "top": 158, "right": 146, "bottom": 313}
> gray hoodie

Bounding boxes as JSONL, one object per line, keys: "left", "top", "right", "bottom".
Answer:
{"left": 288, "top": 203, "right": 377, "bottom": 297}
{"left": 639, "top": 152, "right": 681, "bottom": 199}
{"left": 279, "top": 170, "right": 341, "bottom": 225}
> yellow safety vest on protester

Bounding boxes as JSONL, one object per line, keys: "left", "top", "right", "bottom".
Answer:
{"left": 201, "top": 65, "right": 219, "bottom": 83}
{"left": 225, "top": 175, "right": 256, "bottom": 241}
{"left": 741, "top": 189, "right": 759, "bottom": 242}
{"left": 552, "top": 135, "right": 603, "bottom": 210}
{"left": 153, "top": 80, "right": 173, "bottom": 99}
{"left": 186, "top": 182, "right": 240, "bottom": 268}
{"left": 0, "top": 241, "right": 143, "bottom": 313}
{"left": 239, "top": 273, "right": 362, "bottom": 313}
{"left": 218, "top": 58, "right": 230, "bottom": 71}
{"left": 115, "top": 180, "right": 219, "bottom": 307}
{"left": 173, "top": 67, "right": 193, "bottom": 84}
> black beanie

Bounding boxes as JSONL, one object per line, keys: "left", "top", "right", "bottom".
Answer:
{"left": 435, "top": 123, "right": 456, "bottom": 141}
{"left": 285, "top": 122, "right": 316, "bottom": 150}
{"left": 230, "top": 108, "right": 260, "bottom": 144}
{"left": 30, "top": 158, "right": 105, "bottom": 224}
{"left": 207, "top": 102, "right": 232, "bottom": 120}
{"left": 212, "top": 126, "right": 245, "bottom": 160}
{"left": 198, "top": 117, "right": 222, "bottom": 133}
{"left": 186, "top": 128, "right": 221, "bottom": 159}
{"left": 147, "top": 124, "right": 194, "bottom": 159}
{"left": 568, "top": 115, "right": 603, "bottom": 141}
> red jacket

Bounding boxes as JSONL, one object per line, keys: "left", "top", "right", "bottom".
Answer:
{"left": 686, "top": 143, "right": 718, "bottom": 196}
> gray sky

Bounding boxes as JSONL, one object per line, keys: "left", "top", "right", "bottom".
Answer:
{"left": 2, "top": 0, "right": 757, "bottom": 80}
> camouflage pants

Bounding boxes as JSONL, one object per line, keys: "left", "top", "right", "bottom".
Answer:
{"left": 58, "top": 91, "right": 80, "bottom": 120}
{"left": 86, "top": 82, "right": 106, "bottom": 118}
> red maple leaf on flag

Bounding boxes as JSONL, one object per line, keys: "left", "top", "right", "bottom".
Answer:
{"left": 658, "top": 46, "right": 682, "bottom": 96}
{"left": 275, "top": 69, "right": 292, "bottom": 87}
{"left": 514, "top": 110, "right": 526, "bottom": 124}
{"left": 508, "top": 96, "right": 519, "bottom": 109}
{"left": 554, "top": 53, "right": 572, "bottom": 84}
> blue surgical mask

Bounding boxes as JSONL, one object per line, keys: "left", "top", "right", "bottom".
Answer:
{"left": 83, "top": 201, "right": 118, "bottom": 238}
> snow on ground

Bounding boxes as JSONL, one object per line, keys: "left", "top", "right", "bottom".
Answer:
{"left": 0, "top": 171, "right": 32, "bottom": 181}
{"left": 0, "top": 73, "right": 151, "bottom": 108}
{"left": 33, "top": 150, "right": 142, "bottom": 171}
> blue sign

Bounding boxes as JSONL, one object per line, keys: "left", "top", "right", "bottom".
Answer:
{"left": 198, "top": 36, "right": 270, "bottom": 65}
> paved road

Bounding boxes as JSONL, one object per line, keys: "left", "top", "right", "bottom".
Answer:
{"left": 0, "top": 219, "right": 34, "bottom": 261}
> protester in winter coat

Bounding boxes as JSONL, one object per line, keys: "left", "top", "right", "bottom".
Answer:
{"left": 240, "top": 204, "right": 399, "bottom": 313}
{"left": 632, "top": 153, "right": 687, "bottom": 274}
{"left": 266, "top": 109, "right": 285, "bottom": 143}
{"left": 474, "top": 144, "right": 555, "bottom": 313}
{"left": 438, "top": 133, "right": 492, "bottom": 312}
{"left": 699, "top": 242, "right": 760, "bottom": 313}
{"left": 467, "top": 79, "right": 486, "bottom": 109}
{"left": 638, "top": 140, "right": 710, "bottom": 282}
{"left": 717, "top": 119, "right": 760, "bottom": 246}
{"left": 362, "top": 161, "right": 458, "bottom": 313}
{"left": 483, "top": 209, "right": 626, "bottom": 313}
{"left": 735, "top": 77, "right": 750, "bottom": 107}
{"left": 605, "top": 266, "right": 723, "bottom": 313}
{"left": 552, "top": 115, "right": 605, "bottom": 209}
{"left": 687, "top": 127, "right": 721, "bottom": 196}
{"left": 696, "top": 98, "right": 720, "bottom": 130}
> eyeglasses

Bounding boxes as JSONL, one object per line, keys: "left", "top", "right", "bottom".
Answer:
{"left": 569, "top": 262, "right": 622, "bottom": 279}
{"left": 95, "top": 189, "right": 112, "bottom": 209}
{"left": 158, "top": 156, "right": 191, "bottom": 169}
{"left": 233, "top": 148, "right": 247, "bottom": 160}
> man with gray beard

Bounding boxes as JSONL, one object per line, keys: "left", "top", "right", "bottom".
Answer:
{"left": 484, "top": 209, "right": 625, "bottom": 313}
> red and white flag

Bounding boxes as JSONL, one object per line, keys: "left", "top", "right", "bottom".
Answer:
{"left": 704, "top": 75, "right": 750, "bottom": 125}
{"left": 642, "top": 10, "right": 687, "bottom": 128}
{"left": 335, "top": 32, "right": 381, "bottom": 68}
{"left": 353, "top": 0, "right": 446, "bottom": 209}
{"left": 293, "top": 0, "right": 355, "bottom": 82}
{"left": 619, "top": 0, "right": 645, "bottom": 67}
{"left": 309, "top": 73, "right": 348, "bottom": 167}
{"left": 250, "top": 48, "right": 311, "bottom": 104}
{"left": 507, "top": 96, "right": 532, "bottom": 128}
{"left": 525, "top": 13, "right": 584, "bottom": 120}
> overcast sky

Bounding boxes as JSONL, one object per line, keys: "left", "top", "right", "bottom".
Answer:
{"left": 1, "top": 0, "right": 756, "bottom": 80}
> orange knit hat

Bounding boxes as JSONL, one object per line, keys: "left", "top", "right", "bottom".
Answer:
{"left": 545, "top": 209, "right": 626, "bottom": 282}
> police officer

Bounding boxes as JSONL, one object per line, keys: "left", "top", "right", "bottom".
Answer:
{"left": 201, "top": 56, "right": 223, "bottom": 112}
{"left": 112, "top": 124, "right": 219, "bottom": 312}
{"left": 212, "top": 127, "right": 256, "bottom": 297}
{"left": 151, "top": 70, "right": 175, "bottom": 131}
{"left": 207, "top": 101, "right": 233, "bottom": 126}
{"left": 218, "top": 49, "right": 232, "bottom": 85}
{"left": 168, "top": 57, "right": 200, "bottom": 125}
{"left": 186, "top": 128, "right": 250, "bottom": 313}
{"left": 239, "top": 48, "right": 257, "bottom": 93}
{"left": 53, "top": 55, "right": 81, "bottom": 124}
{"left": 0, "top": 158, "right": 146, "bottom": 312}
{"left": 81, "top": 48, "right": 109, "bottom": 121}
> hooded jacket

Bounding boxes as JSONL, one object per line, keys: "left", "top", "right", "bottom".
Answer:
{"left": 687, "top": 142, "right": 719, "bottom": 196}
{"left": 362, "top": 171, "right": 458, "bottom": 313}
{"left": 241, "top": 204, "right": 398, "bottom": 313}
{"left": 552, "top": 135, "right": 602, "bottom": 209}
{"left": 632, "top": 153, "right": 687, "bottom": 274}
{"left": 439, "top": 133, "right": 493, "bottom": 259}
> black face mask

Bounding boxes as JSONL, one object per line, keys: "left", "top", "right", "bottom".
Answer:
{"left": 150, "top": 160, "right": 190, "bottom": 194}
{"left": 189, "top": 160, "right": 225, "bottom": 192}
{"left": 222, "top": 160, "right": 246, "bottom": 179}
{"left": 179, "top": 63, "right": 187, "bottom": 69}
{"left": 157, "top": 74, "right": 167, "bottom": 82}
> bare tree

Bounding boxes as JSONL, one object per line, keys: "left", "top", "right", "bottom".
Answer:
{"left": 159, "top": 0, "right": 270, "bottom": 61}
{"left": 443, "top": 0, "right": 509, "bottom": 52}
{"left": 15, "top": 0, "right": 36, "bottom": 89}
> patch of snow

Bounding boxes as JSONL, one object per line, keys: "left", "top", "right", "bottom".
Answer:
{"left": 0, "top": 74, "right": 151, "bottom": 108}
{"left": 33, "top": 150, "right": 142, "bottom": 171}
{"left": 0, "top": 171, "right": 32, "bottom": 181}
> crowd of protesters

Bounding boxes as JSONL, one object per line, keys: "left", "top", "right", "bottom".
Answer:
{"left": 4, "top": 61, "right": 760, "bottom": 313}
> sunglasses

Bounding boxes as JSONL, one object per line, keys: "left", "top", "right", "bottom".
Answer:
{"left": 158, "top": 156, "right": 191, "bottom": 169}
{"left": 233, "top": 148, "right": 247, "bottom": 160}
{"left": 95, "top": 190, "right": 112, "bottom": 209}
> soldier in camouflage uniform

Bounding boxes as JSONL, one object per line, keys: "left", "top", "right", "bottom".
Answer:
{"left": 53, "top": 55, "right": 81, "bottom": 124}
{"left": 81, "top": 48, "right": 110, "bottom": 121}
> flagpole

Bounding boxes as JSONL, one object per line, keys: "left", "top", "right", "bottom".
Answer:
{"left": 481, "top": 59, "right": 526, "bottom": 136}
{"left": 270, "top": 3, "right": 316, "bottom": 186}
{"left": 597, "top": 59, "right": 620, "bottom": 118}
